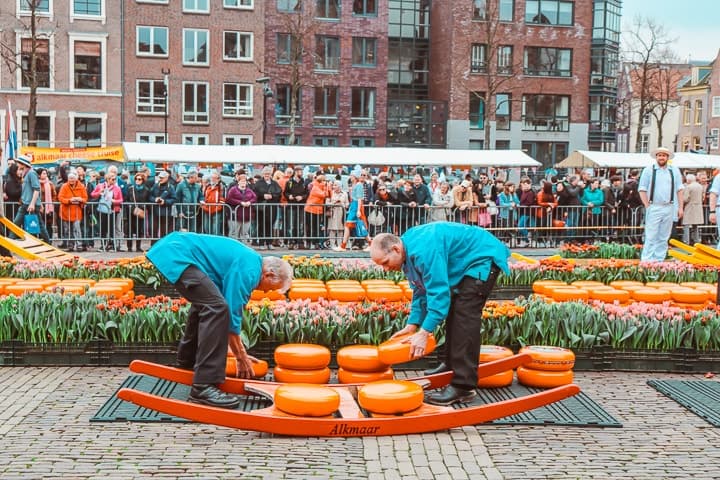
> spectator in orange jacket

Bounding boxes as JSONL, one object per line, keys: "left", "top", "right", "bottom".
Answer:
{"left": 57, "top": 171, "right": 88, "bottom": 252}
{"left": 201, "top": 171, "right": 226, "bottom": 236}
{"left": 304, "top": 173, "right": 331, "bottom": 249}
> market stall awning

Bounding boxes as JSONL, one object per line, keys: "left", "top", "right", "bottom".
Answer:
{"left": 557, "top": 150, "right": 720, "bottom": 170}
{"left": 19, "top": 146, "right": 125, "bottom": 165}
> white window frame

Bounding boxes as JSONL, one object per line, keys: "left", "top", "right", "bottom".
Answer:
{"left": 223, "top": 31, "right": 253, "bottom": 62}
{"left": 68, "top": 33, "right": 107, "bottom": 93}
{"left": 640, "top": 133, "right": 650, "bottom": 153}
{"left": 18, "top": 110, "right": 56, "bottom": 147}
{"left": 68, "top": 111, "right": 107, "bottom": 147}
{"left": 710, "top": 128, "right": 719, "bottom": 150}
{"left": 183, "top": 133, "right": 209, "bottom": 145}
{"left": 695, "top": 99, "right": 704, "bottom": 125}
{"left": 222, "top": 83, "right": 253, "bottom": 118}
{"left": 223, "top": 0, "right": 253, "bottom": 9}
{"left": 136, "top": 79, "right": 167, "bottom": 115}
{"left": 70, "top": 0, "right": 105, "bottom": 23}
{"left": 223, "top": 134, "right": 253, "bottom": 145}
{"left": 136, "top": 132, "right": 166, "bottom": 143}
{"left": 136, "top": 0, "right": 168, "bottom": 3}
{"left": 18, "top": 0, "right": 53, "bottom": 17}
{"left": 182, "top": 81, "right": 209, "bottom": 124}
{"left": 182, "top": 0, "right": 209, "bottom": 13}
{"left": 712, "top": 96, "right": 720, "bottom": 117}
{"left": 183, "top": 29, "right": 210, "bottom": 66}
{"left": 642, "top": 111, "right": 651, "bottom": 126}
{"left": 136, "top": 25, "right": 169, "bottom": 58}
{"left": 16, "top": 32, "right": 55, "bottom": 91}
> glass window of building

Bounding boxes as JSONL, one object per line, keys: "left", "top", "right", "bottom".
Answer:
{"left": 525, "top": 0, "right": 573, "bottom": 26}
{"left": 352, "top": 37, "right": 377, "bottom": 67}
{"left": 183, "top": 29, "right": 209, "bottom": 66}
{"left": 223, "top": 83, "right": 253, "bottom": 117}
{"left": 73, "top": 41, "right": 102, "bottom": 90}
{"left": 313, "top": 86, "right": 339, "bottom": 127}
{"left": 351, "top": 88, "right": 376, "bottom": 127}
{"left": 182, "top": 81, "right": 209, "bottom": 123}
{"left": 522, "top": 94, "right": 570, "bottom": 131}
{"left": 524, "top": 47, "right": 571, "bottom": 76}
{"left": 21, "top": 38, "right": 50, "bottom": 88}
{"left": 137, "top": 26, "right": 168, "bottom": 57}
{"left": 136, "top": 79, "right": 167, "bottom": 114}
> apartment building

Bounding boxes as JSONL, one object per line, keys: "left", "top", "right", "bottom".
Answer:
{"left": 0, "top": 0, "right": 123, "bottom": 147}
{"left": 676, "top": 53, "right": 720, "bottom": 153}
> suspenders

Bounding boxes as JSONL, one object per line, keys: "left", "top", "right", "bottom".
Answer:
{"left": 649, "top": 166, "right": 674, "bottom": 203}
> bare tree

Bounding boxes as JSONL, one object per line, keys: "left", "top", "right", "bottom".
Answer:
{"left": 0, "top": 0, "right": 57, "bottom": 147}
{"left": 623, "top": 16, "right": 678, "bottom": 151}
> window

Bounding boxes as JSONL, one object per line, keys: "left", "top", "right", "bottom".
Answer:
{"left": 351, "top": 137, "right": 375, "bottom": 147}
{"left": 352, "top": 0, "right": 376, "bottom": 15}
{"left": 713, "top": 97, "right": 720, "bottom": 117}
{"left": 73, "top": 0, "right": 102, "bottom": 16}
{"left": 137, "top": 132, "right": 166, "bottom": 143}
{"left": 223, "top": 83, "right": 252, "bottom": 117}
{"left": 20, "top": 0, "right": 50, "bottom": 13}
{"left": 683, "top": 101, "right": 691, "bottom": 125}
{"left": 223, "top": 134, "right": 252, "bottom": 145}
{"left": 137, "top": 26, "right": 168, "bottom": 57}
{"left": 315, "top": 36, "right": 340, "bottom": 71}
{"left": 314, "top": 136, "right": 338, "bottom": 147}
{"left": 313, "top": 86, "right": 339, "bottom": 127}
{"left": 316, "top": 0, "right": 339, "bottom": 19}
{"left": 497, "top": 46, "right": 513, "bottom": 74}
{"left": 524, "top": 47, "right": 571, "bottom": 76}
{"left": 640, "top": 134, "right": 649, "bottom": 153}
{"left": 21, "top": 115, "right": 51, "bottom": 147}
{"left": 277, "top": 0, "right": 300, "bottom": 12}
{"left": 470, "top": 44, "right": 487, "bottom": 73}
{"left": 21, "top": 38, "right": 50, "bottom": 88}
{"left": 695, "top": 100, "right": 703, "bottom": 125}
{"left": 136, "top": 79, "right": 167, "bottom": 114}
{"left": 183, "top": 134, "right": 209, "bottom": 145}
{"left": 277, "top": 33, "right": 300, "bottom": 64}
{"left": 711, "top": 128, "right": 719, "bottom": 150}
{"left": 352, "top": 37, "right": 376, "bottom": 67}
{"left": 469, "top": 93, "right": 485, "bottom": 129}
{"left": 275, "top": 85, "right": 301, "bottom": 126}
{"left": 183, "top": 29, "right": 209, "bottom": 66}
{"left": 499, "top": 0, "right": 514, "bottom": 21}
{"left": 469, "top": 139, "right": 484, "bottom": 149}
{"left": 521, "top": 141, "right": 568, "bottom": 169}
{"left": 522, "top": 94, "right": 570, "bottom": 131}
{"left": 473, "top": 0, "right": 487, "bottom": 20}
{"left": 224, "top": 0, "right": 252, "bottom": 8}
{"left": 224, "top": 31, "right": 252, "bottom": 61}
{"left": 496, "top": 93, "right": 510, "bottom": 130}
{"left": 276, "top": 135, "right": 302, "bottom": 145}
{"left": 641, "top": 111, "right": 651, "bottom": 126}
{"left": 183, "top": 0, "right": 209, "bottom": 13}
{"left": 495, "top": 140, "right": 510, "bottom": 149}
{"left": 351, "top": 87, "right": 375, "bottom": 127}
{"left": 182, "top": 82, "right": 209, "bottom": 123}
{"left": 73, "top": 41, "right": 102, "bottom": 90}
{"left": 73, "top": 116, "right": 103, "bottom": 147}
{"left": 525, "top": 0, "right": 573, "bottom": 26}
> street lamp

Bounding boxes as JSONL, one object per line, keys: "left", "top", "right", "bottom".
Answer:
{"left": 162, "top": 68, "right": 170, "bottom": 144}
{"left": 256, "top": 77, "right": 273, "bottom": 145}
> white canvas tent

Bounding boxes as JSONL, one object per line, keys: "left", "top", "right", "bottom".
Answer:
{"left": 557, "top": 150, "right": 720, "bottom": 170}
{"left": 121, "top": 142, "right": 541, "bottom": 168}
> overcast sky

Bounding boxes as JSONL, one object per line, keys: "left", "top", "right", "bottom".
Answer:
{"left": 621, "top": 0, "right": 720, "bottom": 62}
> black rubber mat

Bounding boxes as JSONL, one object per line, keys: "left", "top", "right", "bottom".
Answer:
{"left": 648, "top": 379, "right": 720, "bottom": 427}
{"left": 93, "top": 375, "right": 621, "bottom": 427}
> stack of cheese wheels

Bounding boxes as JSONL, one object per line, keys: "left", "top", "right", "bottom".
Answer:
{"left": 336, "top": 345, "right": 393, "bottom": 384}
{"left": 273, "top": 343, "right": 331, "bottom": 384}
{"left": 358, "top": 380, "right": 424, "bottom": 414}
{"left": 517, "top": 346, "right": 574, "bottom": 388}
{"left": 377, "top": 333, "right": 437, "bottom": 366}
{"left": 287, "top": 279, "right": 327, "bottom": 301}
{"left": 225, "top": 355, "right": 269, "bottom": 379}
{"left": 361, "top": 280, "right": 405, "bottom": 302}
{"left": 477, "top": 345, "right": 514, "bottom": 388}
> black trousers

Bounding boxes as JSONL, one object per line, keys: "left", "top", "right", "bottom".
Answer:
{"left": 173, "top": 266, "right": 230, "bottom": 385}
{"left": 443, "top": 266, "right": 500, "bottom": 390}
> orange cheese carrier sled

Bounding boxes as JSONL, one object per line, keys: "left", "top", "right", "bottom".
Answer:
{"left": 118, "top": 355, "right": 580, "bottom": 437}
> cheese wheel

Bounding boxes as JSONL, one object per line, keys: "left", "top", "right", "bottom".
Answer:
{"left": 94, "top": 281, "right": 131, "bottom": 294}
{"left": 274, "top": 384, "right": 340, "bottom": 417}
{"left": 609, "top": 280, "right": 644, "bottom": 289}
{"left": 519, "top": 346, "right": 575, "bottom": 371}
{"left": 89, "top": 285, "right": 125, "bottom": 297}
{"left": 644, "top": 282, "right": 679, "bottom": 289}
{"left": 377, "top": 333, "right": 437, "bottom": 365}
{"left": 337, "top": 367, "right": 394, "bottom": 384}
{"left": 358, "top": 380, "right": 424, "bottom": 414}
{"left": 287, "top": 287, "right": 327, "bottom": 301}
{"left": 336, "top": 345, "right": 387, "bottom": 372}
{"left": 671, "top": 289, "right": 709, "bottom": 304}
{"left": 273, "top": 366, "right": 332, "bottom": 384}
{"left": 532, "top": 280, "right": 568, "bottom": 295}
{"left": 102, "top": 277, "right": 134, "bottom": 289}
{"left": 46, "top": 285, "right": 85, "bottom": 295}
{"left": 477, "top": 370, "right": 514, "bottom": 388}
{"left": 274, "top": 343, "right": 331, "bottom": 369}
{"left": 20, "top": 278, "right": 60, "bottom": 287}
{"left": 325, "top": 280, "right": 362, "bottom": 287}
{"left": 570, "top": 281, "right": 606, "bottom": 288}
{"left": 589, "top": 288, "right": 631, "bottom": 303}
{"left": 5, "top": 284, "right": 44, "bottom": 295}
{"left": 364, "top": 287, "right": 405, "bottom": 302}
{"left": 225, "top": 357, "right": 269, "bottom": 378}
{"left": 327, "top": 287, "right": 366, "bottom": 302}
{"left": 360, "top": 280, "right": 397, "bottom": 287}
{"left": 680, "top": 282, "right": 715, "bottom": 290}
{"left": 549, "top": 287, "right": 589, "bottom": 302}
{"left": 631, "top": 288, "right": 671, "bottom": 303}
{"left": 479, "top": 345, "right": 514, "bottom": 363}
{"left": 517, "top": 366, "right": 573, "bottom": 388}
{"left": 250, "top": 289, "right": 285, "bottom": 301}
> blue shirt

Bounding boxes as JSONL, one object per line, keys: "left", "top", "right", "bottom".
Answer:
{"left": 401, "top": 222, "right": 510, "bottom": 333}
{"left": 638, "top": 163, "right": 684, "bottom": 204}
{"left": 146, "top": 232, "right": 262, "bottom": 334}
{"left": 20, "top": 169, "right": 41, "bottom": 206}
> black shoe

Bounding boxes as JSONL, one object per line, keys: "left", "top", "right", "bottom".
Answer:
{"left": 188, "top": 384, "right": 240, "bottom": 409}
{"left": 424, "top": 362, "right": 451, "bottom": 376}
{"left": 426, "top": 385, "right": 476, "bottom": 406}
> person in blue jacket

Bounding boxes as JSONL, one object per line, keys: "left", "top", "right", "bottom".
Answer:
{"left": 369, "top": 222, "right": 510, "bottom": 406}
{"left": 147, "top": 232, "right": 293, "bottom": 409}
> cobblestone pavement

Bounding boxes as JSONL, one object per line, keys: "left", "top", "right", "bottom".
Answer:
{"left": 1, "top": 367, "right": 719, "bottom": 479}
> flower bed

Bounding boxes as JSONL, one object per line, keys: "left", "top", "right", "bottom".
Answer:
{"left": 559, "top": 242, "right": 642, "bottom": 259}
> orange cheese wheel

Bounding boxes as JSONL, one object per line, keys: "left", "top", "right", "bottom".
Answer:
{"left": 47, "top": 285, "right": 85, "bottom": 295}
{"left": 570, "top": 281, "right": 606, "bottom": 288}
{"left": 644, "top": 281, "right": 679, "bottom": 289}
{"left": 519, "top": 346, "right": 575, "bottom": 371}
{"left": 377, "top": 333, "right": 437, "bottom": 365}
{"left": 5, "top": 284, "right": 45, "bottom": 294}
{"left": 631, "top": 288, "right": 671, "bottom": 303}
{"left": 337, "top": 367, "right": 394, "bottom": 384}
{"left": 272, "top": 366, "right": 332, "bottom": 384}
{"left": 517, "top": 366, "right": 573, "bottom": 388}
{"left": 358, "top": 380, "right": 424, "bottom": 414}
{"left": 327, "top": 287, "right": 366, "bottom": 302}
{"left": 59, "top": 279, "right": 96, "bottom": 287}
{"left": 477, "top": 369, "right": 514, "bottom": 388}
{"left": 364, "top": 287, "right": 405, "bottom": 302}
{"left": 102, "top": 277, "right": 134, "bottom": 289}
{"left": 589, "top": 288, "right": 631, "bottom": 303}
{"left": 403, "top": 289, "right": 413, "bottom": 300}
{"left": 274, "top": 343, "right": 331, "bottom": 369}
{"left": 397, "top": 280, "right": 410, "bottom": 289}
{"left": 671, "top": 289, "right": 709, "bottom": 304}
{"left": 361, "top": 280, "right": 397, "bottom": 287}
{"left": 479, "top": 345, "right": 514, "bottom": 363}
{"left": 94, "top": 281, "right": 131, "bottom": 294}
{"left": 89, "top": 286, "right": 125, "bottom": 297}
{"left": 225, "top": 357, "right": 269, "bottom": 378}
{"left": 287, "top": 287, "right": 327, "bottom": 301}
{"left": 609, "top": 280, "right": 644, "bottom": 289}
{"left": 549, "top": 287, "right": 589, "bottom": 302}
{"left": 292, "top": 278, "right": 325, "bottom": 284}
{"left": 336, "top": 345, "right": 387, "bottom": 372}
{"left": 325, "top": 280, "right": 362, "bottom": 287}
{"left": 20, "top": 278, "right": 60, "bottom": 287}
{"left": 680, "top": 282, "right": 716, "bottom": 291}
{"left": 274, "top": 384, "right": 340, "bottom": 417}
{"left": 250, "top": 289, "right": 285, "bottom": 301}
{"left": 532, "top": 280, "right": 569, "bottom": 295}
